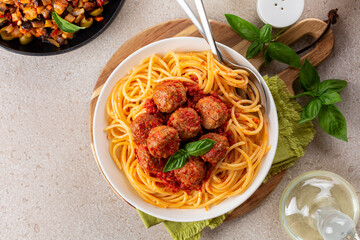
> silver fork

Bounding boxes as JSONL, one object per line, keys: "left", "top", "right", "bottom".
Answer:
{"left": 176, "top": 0, "right": 269, "bottom": 110}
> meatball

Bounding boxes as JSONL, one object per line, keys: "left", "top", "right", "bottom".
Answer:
{"left": 168, "top": 108, "right": 201, "bottom": 140}
{"left": 130, "top": 113, "right": 163, "bottom": 145}
{"left": 196, "top": 96, "right": 228, "bottom": 129}
{"left": 136, "top": 145, "right": 165, "bottom": 173}
{"left": 174, "top": 157, "right": 206, "bottom": 188}
{"left": 147, "top": 126, "right": 180, "bottom": 158}
{"left": 153, "top": 81, "right": 187, "bottom": 113}
{"left": 200, "top": 133, "right": 229, "bottom": 166}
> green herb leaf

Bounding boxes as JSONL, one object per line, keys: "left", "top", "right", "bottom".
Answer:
{"left": 299, "top": 59, "right": 320, "bottom": 92}
{"left": 318, "top": 79, "right": 347, "bottom": 94}
{"left": 52, "top": 12, "right": 85, "bottom": 33}
{"left": 163, "top": 149, "right": 190, "bottom": 172}
{"left": 267, "top": 42, "right": 301, "bottom": 67}
{"left": 163, "top": 139, "right": 216, "bottom": 172}
{"left": 225, "top": 14, "right": 260, "bottom": 41}
{"left": 292, "top": 91, "right": 317, "bottom": 98}
{"left": 185, "top": 139, "right": 217, "bottom": 156}
{"left": 298, "top": 98, "right": 322, "bottom": 124}
{"left": 259, "top": 24, "right": 272, "bottom": 43}
{"left": 264, "top": 48, "right": 272, "bottom": 66}
{"left": 318, "top": 104, "right": 348, "bottom": 141}
{"left": 246, "top": 41, "right": 264, "bottom": 59}
{"left": 319, "top": 91, "right": 342, "bottom": 105}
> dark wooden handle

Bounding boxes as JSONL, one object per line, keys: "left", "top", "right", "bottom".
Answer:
{"left": 277, "top": 18, "right": 334, "bottom": 94}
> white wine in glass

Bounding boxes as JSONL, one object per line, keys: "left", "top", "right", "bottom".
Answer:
{"left": 280, "top": 171, "right": 359, "bottom": 240}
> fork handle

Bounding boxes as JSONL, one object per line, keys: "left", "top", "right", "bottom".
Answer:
{"left": 175, "top": 0, "right": 206, "bottom": 37}
{"left": 194, "top": 0, "right": 224, "bottom": 63}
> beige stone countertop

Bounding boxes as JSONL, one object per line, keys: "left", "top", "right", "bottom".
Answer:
{"left": 1, "top": 0, "right": 359, "bottom": 239}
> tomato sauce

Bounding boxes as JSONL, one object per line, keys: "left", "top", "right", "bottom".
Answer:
{"left": 212, "top": 123, "right": 235, "bottom": 146}
{"left": 137, "top": 80, "right": 233, "bottom": 191}
{"left": 156, "top": 171, "right": 180, "bottom": 192}
{"left": 155, "top": 167, "right": 209, "bottom": 193}
{"left": 183, "top": 82, "right": 207, "bottom": 108}
{"left": 144, "top": 99, "right": 157, "bottom": 114}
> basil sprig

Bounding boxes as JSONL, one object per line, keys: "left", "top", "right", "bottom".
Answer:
{"left": 163, "top": 139, "right": 216, "bottom": 172}
{"left": 318, "top": 105, "right": 347, "bottom": 142}
{"left": 225, "top": 14, "right": 300, "bottom": 67}
{"left": 52, "top": 12, "right": 85, "bottom": 33}
{"left": 293, "top": 59, "right": 348, "bottom": 141}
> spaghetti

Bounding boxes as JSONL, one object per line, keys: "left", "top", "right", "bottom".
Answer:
{"left": 105, "top": 50, "right": 269, "bottom": 209}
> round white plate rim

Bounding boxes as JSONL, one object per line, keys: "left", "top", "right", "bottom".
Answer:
{"left": 93, "top": 36, "right": 279, "bottom": 222}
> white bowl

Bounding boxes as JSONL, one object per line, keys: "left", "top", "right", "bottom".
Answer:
{"left": 93, "top": 37, "right": 279, "bottom": 222}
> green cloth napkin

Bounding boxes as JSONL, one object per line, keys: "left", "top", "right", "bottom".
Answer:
{"left": 138, "top": 75, "right": 316, "bottom": 240}
{"left": 264, "top": 75, "right": 316, "bottom": 179}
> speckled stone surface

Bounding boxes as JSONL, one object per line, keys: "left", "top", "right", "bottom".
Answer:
{"left": 1, "top": 0, "right": 359, "bottom": 239}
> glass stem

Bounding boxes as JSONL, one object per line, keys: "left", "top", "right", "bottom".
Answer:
{"left": 316, "top": 207, "right": 358, "bottom": 240}
{"left": 355, "top": 233, "right": 360, "bottom": 240}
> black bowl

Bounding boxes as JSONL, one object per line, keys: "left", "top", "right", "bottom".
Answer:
{"left": 0, "top": 0, "right": 125, "bottom": 56}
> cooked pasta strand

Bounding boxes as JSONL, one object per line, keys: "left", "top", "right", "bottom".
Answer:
{"left": 105, "top": 51, "right": 269, "bottom": 209}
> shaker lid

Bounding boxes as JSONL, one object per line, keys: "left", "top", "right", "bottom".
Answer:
{"left": 257, "top": 0, "right": 304, "bottom": 28}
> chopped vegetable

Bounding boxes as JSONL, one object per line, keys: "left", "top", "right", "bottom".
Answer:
{"left": 80, "top": 17, "right": 93, "bottom": 28}
{"left": 0, "top": 28, "right": 14, "bottom": 41}
{"left": 19, "top": 35, "right": 33, "bottom": 45}
{"left": 94, "top": 16, "right": 104, "bottom": 22}
{"left": 53, "top": 0, "right": 68, "bottom": 15}
{"left": 52, "top": 12, "right": 84, "bottom": 33}
{"left": 97, "top": 0, "right": 105, "bottom": 7}
{"left": 0, "top": 0, "right": 109, "bottom": 47}
{"left": 64, "top": 13, "right": 76, "bottom": 23}
{"left": 90, "top": 7, "right": 103, "bottom": 17}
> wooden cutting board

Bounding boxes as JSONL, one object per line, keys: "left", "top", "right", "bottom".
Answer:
{"left": 89, "top": 18, "right": 334, "bottom": 221}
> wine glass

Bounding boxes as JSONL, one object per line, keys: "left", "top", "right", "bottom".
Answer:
{"left": 280, "top": 171, "right": 359, "bottom": 240}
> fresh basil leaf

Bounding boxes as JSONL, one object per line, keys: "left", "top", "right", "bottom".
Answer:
{"left": 267, "top": 42, "right": 301, "bottom": 67}
{"left": 319, "top": 90, "right": 342, "bottom": 105}
{"left": 292, "top": 91, "right": 317, "bottom": 98}
{"left": 185, "top": 139, "right": 217, "bottom": 156}
{"left": 52, "top": 12, "right": 85, "bottom": 33}
{"left": 318, "top": 104, "right": 348, "bottom": 141}
{"left": 299, "top": 59, "right": 320, "bottom": 92}
{"left": 260, "top": 24, "right": 272, "bottom": 43}
{"left": 225, "top": 14, "right": 260, "bottom": 41}
{"left": 246, "top": 41, "right": 264, "bottom": 59}
{"left": 163, "top": 139, "right": 216, "bottom": 172}
{"left": 264, "top": 48, "right": 272, "bottom": 66}
{"left": 298, "top": 98, "right": 322, "bottom": 124}
{"left": 163, "top": 149, "right": 190, "bottom": 172}
{"left": 318, "top": 79, "right": 347, "bottom": 94}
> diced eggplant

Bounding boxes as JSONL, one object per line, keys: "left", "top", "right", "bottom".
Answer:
{"left": 31, "top": 20, "right": 44, "bottom": 28}
{"left": 41, "top": 0, "right": 52, "bottom": 6}
{"left": 71, "top": 8, "right": 84, "bottom": 16}
{"left": 83, "top": 2, "right": 96, "bottom": 12}
{"left": 45, "top": 38, "right": 60, "bottom": 47}
{"left": 0, "top": 3, "right": 7, "bottom": 15}
{"left": 41, "top": 7, "right": 50, "bottom": 19}
{"left": 23, "top": 7, "right": 37, "bottom": 20}
{"left": 21, "top": 21, "right": 32, "bottom": 29}
{"left": 64, "top": 14, "right": 76, "bottom": 23}
{"left": 53, "top": 0, "right": 68, "bottom": 15}
{"left": 56, "top": 35, "right": 66, "bottom": 45}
